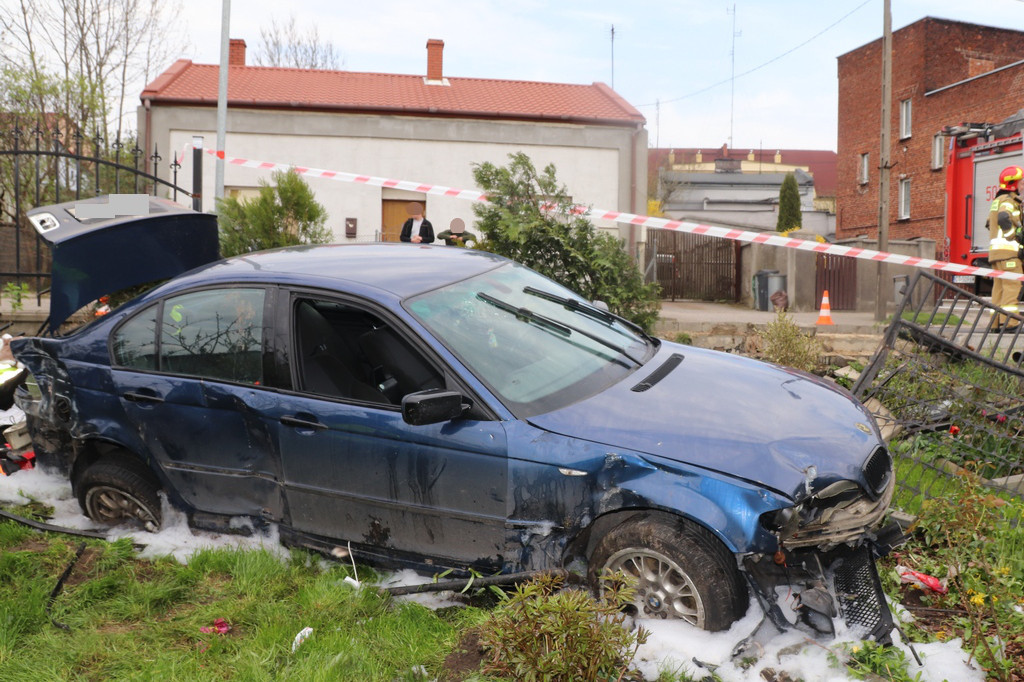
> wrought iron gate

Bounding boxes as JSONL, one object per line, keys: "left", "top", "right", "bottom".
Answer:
{"left": 0, "top": 121, "right": 194, "bottom": 298}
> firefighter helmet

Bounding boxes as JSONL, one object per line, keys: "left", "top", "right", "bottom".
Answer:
{"left": 999, "top": 165, "right": 1024, "bottom": 191}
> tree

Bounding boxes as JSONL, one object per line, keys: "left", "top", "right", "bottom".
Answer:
{"left": 776, "top": 172, "right": 802, "bottom": 233}
{"left": 472, "top": 152, "right": 661, "bottom": 332}
{"left": 216, "top": 169, "right": 331, "bottom": 257}
{"left": 254, "top": 14, "right": 343, "bottom": 70}
{"left": 0, "top": 0, "right": 183, "bottom": 143}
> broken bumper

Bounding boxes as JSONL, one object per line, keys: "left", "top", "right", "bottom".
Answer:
{"left": 743, "top": 529, "right": 900, "bottom": 643}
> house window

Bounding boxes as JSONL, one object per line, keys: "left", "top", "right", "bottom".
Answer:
{"left": 898, "top": 178, "right": 911, "bottom": 219}
{"left": 899, "top": 99, "right": 912, "bottom": 139}
{"left": 931, "top": 134, "right": 945, "bottom": 170}
{"left": 859, "top": 153, "right": 870, "bottom": 184}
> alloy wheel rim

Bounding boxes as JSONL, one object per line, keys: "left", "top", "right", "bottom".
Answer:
{"left": 604, "top": 548, "right": 705, "bottom": 626}
{"left": 85, "top": 485, "right": 159, "bottom": 532}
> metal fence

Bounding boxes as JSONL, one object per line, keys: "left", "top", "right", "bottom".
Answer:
{"left": 0, "top": 121, "right": 193, "bottom": 296}
{"left": 852, "top": 270, "right": 1024, "bottom": 516}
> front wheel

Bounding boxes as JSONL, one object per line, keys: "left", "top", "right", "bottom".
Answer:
{"left": 588, "top": 516, "right": 748, "bottom": 631}
{"left": 76, "top": 458, "right": 162, "bottom": 532}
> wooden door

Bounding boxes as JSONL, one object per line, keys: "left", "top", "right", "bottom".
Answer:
{"left": 382, "top": 200, "right": 413, "bottom": 242}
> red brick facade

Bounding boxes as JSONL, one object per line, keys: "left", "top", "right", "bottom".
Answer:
{"left": 837, "top": 18, "right": 1024, "bottom": 258}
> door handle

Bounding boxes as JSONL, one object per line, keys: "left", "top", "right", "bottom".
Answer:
{"left": 280, "top": 415, "right": 328, "bottom": 431}
{"left": 122, "top": 391, "right": 164, "bottom": 404}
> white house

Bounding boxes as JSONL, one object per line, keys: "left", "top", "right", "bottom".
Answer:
{"left": 139, "top": 39, "right": 648, "bottom": 248}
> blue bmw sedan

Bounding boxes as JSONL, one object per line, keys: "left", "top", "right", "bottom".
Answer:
{"left": 13, "top": 198, "right": 897, "bottom": 640}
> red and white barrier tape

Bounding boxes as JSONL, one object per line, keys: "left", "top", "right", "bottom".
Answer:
{"left": 201, "top": 147, "right": 1024, "bottom": 283}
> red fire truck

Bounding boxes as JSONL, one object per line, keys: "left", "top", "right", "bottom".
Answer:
{"left": 944, "top": 117, "right": 1024, "bottom": 294}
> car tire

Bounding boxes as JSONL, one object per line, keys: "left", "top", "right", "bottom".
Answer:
{"left": 76, "top": 458, "right": 162, "bottom": 532}
{"left": 588, "top": 516, "right": 747, "bottom": 631}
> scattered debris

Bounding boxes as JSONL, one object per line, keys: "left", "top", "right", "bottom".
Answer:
{"left": 199, "top": 618, "right": 231, "bottom": 635}
{"left": 291, "top": 626, "right": 313, "bottom": 652}
{"left": 896, "top": 565, "right": 948, "bottom": 594}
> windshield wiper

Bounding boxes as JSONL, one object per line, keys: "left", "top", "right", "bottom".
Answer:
{"left": 522, "top": 286, "right": 652, "bottom": 342}
{"left": 523, "top": 286, "right": 616, "bottom": 323}
{"left": 477, "top": 292, "right": 642, "bottom": 366}
{"left": 476, "top": 292, "right": 571, "bottom": 336}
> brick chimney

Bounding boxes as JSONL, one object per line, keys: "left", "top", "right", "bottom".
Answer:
{"left": 426, "top": 39, "right": 444, "bottom": 81}
{"left": 229, "top": 39, "right": 247, "bottom": 66}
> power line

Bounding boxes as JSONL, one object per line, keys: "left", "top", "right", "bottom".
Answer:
{"left": 636, "top": 0, "right": 872, "bottom": 108}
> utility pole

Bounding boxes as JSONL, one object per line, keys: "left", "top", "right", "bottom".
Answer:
{"left": 874, "top": 0, "right": 892, "bottom": 321}
{"left": 215, "top": 0, "right": 231, "bottom": 202}
{"left": 655, "top": 99, "right": 660, "bottom": 149}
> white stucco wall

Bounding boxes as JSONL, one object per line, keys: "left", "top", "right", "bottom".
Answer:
{"left": 169, "top": 130, "right": 620, "bottom": 241}
{"left": 143, "top": 106, "right": 646, "bottom": 244}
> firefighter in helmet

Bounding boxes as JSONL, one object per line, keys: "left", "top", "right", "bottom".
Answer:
{"left": 988, "top": 165, "right": 1024, "bottom": 331}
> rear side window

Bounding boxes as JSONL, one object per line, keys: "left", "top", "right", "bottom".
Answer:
{"left": 112, "top": 304, "right": 158, "bottom": 370}
{"left": 112, "top": 288, "right": 266, "bottom": 385}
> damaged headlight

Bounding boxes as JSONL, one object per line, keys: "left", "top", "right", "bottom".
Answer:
{"left": 761, "top": 448, "right": 895, "bottom": 551}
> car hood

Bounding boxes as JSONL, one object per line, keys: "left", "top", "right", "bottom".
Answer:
{"left": 26, "top": 197, "right": 219, "bottom": 331}
{"left": 526, "top": 343, "right": 882, "bottom": 501}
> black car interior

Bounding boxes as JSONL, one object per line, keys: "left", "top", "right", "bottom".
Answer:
{"left": 295, "top": 299, "right": 443, "bottom": 404}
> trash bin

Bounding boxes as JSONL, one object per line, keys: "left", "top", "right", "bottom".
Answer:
{"left": 767, "top": 273, "right": 787, "bottom": 303}
{"left": 753, "top": 269, "right": 778, "bottom": 311}
{"left": 767, "top": 273, "right": 787, "bottom": 310}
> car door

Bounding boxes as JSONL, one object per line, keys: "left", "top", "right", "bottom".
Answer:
{"left": 269, "top": 294, "right": 509, "bottom": 568}
{"left": 109, "top": 287, "right": 284, "bottom": 519}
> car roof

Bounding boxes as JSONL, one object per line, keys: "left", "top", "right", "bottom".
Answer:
{"left": 167, "top": 243, "right": 511, "bottom": 299}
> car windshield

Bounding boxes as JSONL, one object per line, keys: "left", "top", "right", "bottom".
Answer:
{"left": 406, "top": 262, "right": 655, "bottom": 416}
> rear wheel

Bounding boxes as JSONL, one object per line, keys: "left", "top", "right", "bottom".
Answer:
{"left": 588, "top": 516, "right": 747, "bottom": 631}
{"left": 76, "top": 458, "right": 162, "bottom": 532}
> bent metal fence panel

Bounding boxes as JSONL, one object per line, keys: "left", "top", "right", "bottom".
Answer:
{"left": 0, "top": 121, "right": 193, "bottom": 297}
{"left": 852, "top": 270, "right": 1024, "bottom": 517}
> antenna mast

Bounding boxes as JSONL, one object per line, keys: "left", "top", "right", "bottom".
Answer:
{"left": 610, "top": 24, "right": 615, "bottom": 89}
{"left": 727, "top": 5, "right": 741, "bottom": 148}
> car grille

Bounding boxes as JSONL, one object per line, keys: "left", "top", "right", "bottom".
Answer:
{"left": 862, "top": 446, "right": 891, "bottom": 497}
{"left": 831, "top": 545, "right": 894, "bottom": 643}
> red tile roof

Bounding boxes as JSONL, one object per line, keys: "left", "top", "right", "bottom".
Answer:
{"left": 649, "top": 147, "right": 838, "bottom": 197}
{"left": 141, "top": 60, "right": 645, "bottom": 128}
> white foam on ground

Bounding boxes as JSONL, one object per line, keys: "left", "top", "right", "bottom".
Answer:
{"left": 1, "top": 466, "right": 988, "bottom": 680}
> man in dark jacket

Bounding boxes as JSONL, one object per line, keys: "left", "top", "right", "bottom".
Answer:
{"left": 399, "top": 202, "right": 434, "bottom": 244}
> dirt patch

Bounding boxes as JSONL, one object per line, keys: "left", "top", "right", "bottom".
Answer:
{"left": 62, "top": 546, "right": 101, "bottom": 587}
{"left": 439, "top": 628, "right": 486, "bottom": 682}
{"left": 11, "top": 537, "right": 52, "bottom": 553}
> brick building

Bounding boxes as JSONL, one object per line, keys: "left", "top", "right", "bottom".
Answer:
{"left": 837, "top": 17, "right": 1024, "bottom": 258}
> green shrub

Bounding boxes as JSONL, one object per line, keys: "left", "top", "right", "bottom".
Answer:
{"left": 477, "top": 572, "right": 647, "bottom": 681}
{"left": 761, "top": 309, "right": 822, "bottom": 373}
{"left": 472, "top": 153, "right": 661, "bottom": 332}
{"left": 216, "top": 168, "right": 330, "bottom": 257}
{"left": 673, "top": 332, "right": 692, "bottom": 345}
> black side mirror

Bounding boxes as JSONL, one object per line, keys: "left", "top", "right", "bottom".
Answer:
{"left": 402, "top": 389, "right": 468, "bottom": 425}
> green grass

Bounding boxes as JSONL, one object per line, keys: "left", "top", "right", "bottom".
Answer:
{"left": 0, "top": 528, "right": 476, "bottom": 682}
{"left": 891, "top": 310, "right": 963, "bottom": 326}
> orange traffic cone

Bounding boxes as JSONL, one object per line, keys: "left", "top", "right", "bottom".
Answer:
{"left": 816, "top": 290, "right": 835, "bottom": 326}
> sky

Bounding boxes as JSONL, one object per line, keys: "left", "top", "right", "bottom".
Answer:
{"left": 165, "top": 0, "right": 1024, "bottom": 153}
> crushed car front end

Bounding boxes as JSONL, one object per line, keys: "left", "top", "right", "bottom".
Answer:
{"left": 523, "top": 341, "right": 902, "bottom": 642}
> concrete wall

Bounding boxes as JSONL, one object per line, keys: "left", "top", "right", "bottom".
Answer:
{"left": 140, "top": 105, "right": 647, "bottom": 245}
{"left": 740, "top": 235, "right": 935, "bottom": 312}
{"left": 840, "top": 236, "right": 937, "bottom": 312}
